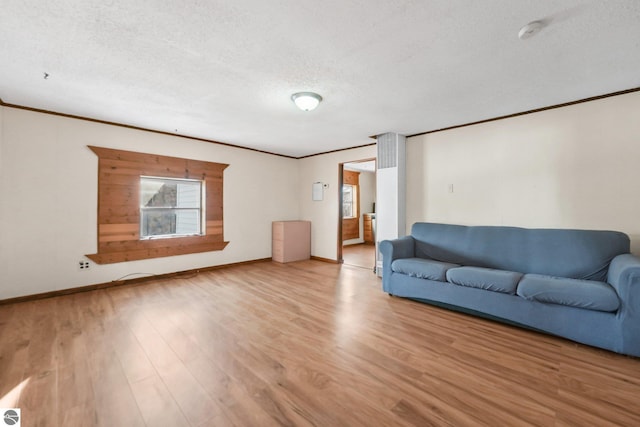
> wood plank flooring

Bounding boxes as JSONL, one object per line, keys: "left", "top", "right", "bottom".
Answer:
{"left": 1, "top": 260, "right": 640, "bottom": 426}
{"left": 342, "top": 244, "right": 375, "bottom": 270}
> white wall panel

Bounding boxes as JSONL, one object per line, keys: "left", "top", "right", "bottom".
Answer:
{"left": 406, "top": 91, "right": 640, "bottom": 254}
{"left": 297, "top": 145, "right": 377, "bottom": 261}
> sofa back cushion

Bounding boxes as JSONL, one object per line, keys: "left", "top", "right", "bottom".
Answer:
{"left": 411, "top": 223, "right": 629, "bottom": 281}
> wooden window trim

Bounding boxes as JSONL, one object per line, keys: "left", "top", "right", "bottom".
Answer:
{"left": 86, "top": 146, "right": 229, "bottom": 264}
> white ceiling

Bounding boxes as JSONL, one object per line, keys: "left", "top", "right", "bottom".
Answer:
{"left": 1, "top": 1, "right": 639, "bottom": 158}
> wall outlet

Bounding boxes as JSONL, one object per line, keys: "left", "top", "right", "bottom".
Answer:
{"left": 79, "top": 260, "right": 90, "bottom": 270}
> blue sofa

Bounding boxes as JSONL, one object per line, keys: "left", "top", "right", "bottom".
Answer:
{"left": 380, "top": 222, "right": 640, "bottom": 357}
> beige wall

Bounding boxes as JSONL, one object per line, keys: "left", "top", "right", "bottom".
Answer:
{"left": 359, "top": 170, "right": 376, "bottom": 240}
{"left": 359, "top": 170, "right": 376, "bottom": 215}
{"left": 0, "top": 106, "right": 4, "bottom": 295}
{"left": 298, "top": 146, "right": 377, "bottom": 260}
{"left": 4, "top": 89, "right": 639, "bottom": 299}
{"left": 406, "top": 90, "right": 640, "bottom": 254}
{"left": 0, "top": 107, "right": 300, "bottom": 299}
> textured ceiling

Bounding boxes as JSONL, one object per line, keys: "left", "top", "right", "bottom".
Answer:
{"left": 1, "top": 1, "right": 640, "bottom": 157}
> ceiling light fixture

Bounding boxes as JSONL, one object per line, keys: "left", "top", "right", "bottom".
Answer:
{"left": 291, "top": 92, "right": 322, "bottom": 111}
{"left": 518, "top": 21, "right": 545, "bottom": 40}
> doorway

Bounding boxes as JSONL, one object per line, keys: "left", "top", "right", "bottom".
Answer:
{"left": 338, "top": 159, "right": 376, "bottom": 270}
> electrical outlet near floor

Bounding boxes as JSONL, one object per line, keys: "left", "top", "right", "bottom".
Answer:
{"left": 79, "top": 260, "right": 90, "bottom": 270}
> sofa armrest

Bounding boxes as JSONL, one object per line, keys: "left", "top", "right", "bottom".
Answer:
{"left": 379, "top": 236, "right": 415, "bottom": 293}
{"left": 380, "top": 236, "right": 415, "bottom": 263}
{"left": 607, "top": 254, "right": 640, "bottom": 355}
{"left": 608, "top": 254, "right": 640, "bottom": 302}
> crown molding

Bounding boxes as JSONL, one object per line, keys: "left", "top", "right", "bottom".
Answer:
{"left": 3, "top": 86, "right": 640, "bottom": 158}
{"left": 407, "top": 86, "right": 640, "bottom": 139}
{"left": 0, "top": 100, "right": 297, "bottom": 159}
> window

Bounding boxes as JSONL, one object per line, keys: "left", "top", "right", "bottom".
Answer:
{"left": 343, "top": 185, "right": 356, "bottom": 218}
{"left": 140, "top": 177, "right": 204, "bottom": 238}
{"left": 87, "top": 146, "right": 228, "bottom": 264}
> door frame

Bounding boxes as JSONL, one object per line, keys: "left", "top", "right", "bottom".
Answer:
{"left": 337, "top": 157, "right": 377, "bottom": 263}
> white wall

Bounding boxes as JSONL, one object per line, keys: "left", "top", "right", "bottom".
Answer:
{"left": 359, "top": 171, "right": 376, "bottom": 214}
{"left": 406, "top": 90, "right": 640, "bottom": 254}
{"left": 0, "top": 107, "right": 299, "bottom": 299}
{"left": 298, "top": 146, "right": 377, "bottom": 260}
{"left": 6, "top": 89, "right": 638, "bottom": 300}
{"left": 0, "top": 106, "right": 5, "bottom": 296}
{"left": 359, "top": 170, "right": 376, "bottom": 233}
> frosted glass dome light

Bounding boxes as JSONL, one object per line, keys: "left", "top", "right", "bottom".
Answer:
{"left": 291, "top": 92, "right": 322, "bottom": 111}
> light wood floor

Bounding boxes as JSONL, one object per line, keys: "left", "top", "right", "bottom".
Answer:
{"left": 342, "top": 244, "right": 375, "bottom": 270}
{"left": 1, "top": 260, "right": 640, "bottom": 426}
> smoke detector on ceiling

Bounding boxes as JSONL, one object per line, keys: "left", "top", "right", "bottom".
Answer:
{"left": 518, "top": 21, "right": 545, "bottom": 40}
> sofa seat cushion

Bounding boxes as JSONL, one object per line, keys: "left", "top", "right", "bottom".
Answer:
{"left": 517, "top": 274, "right": 620, "bottom": 312}
{"left": 391, "top": 258, "right": 460, "bottom": 281}
{"left": 446, "top": 266, "right": 523, "bottom": 294}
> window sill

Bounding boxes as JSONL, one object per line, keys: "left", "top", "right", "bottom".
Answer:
{"left": 140, "top": 233, "right": 204, "bottom": 241}
{"left": 87, "top": 235, "right": 229, "bottom": 264}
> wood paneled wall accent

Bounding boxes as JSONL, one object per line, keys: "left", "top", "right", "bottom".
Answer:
{"left": 86, "top": 146, "right": 229, "bottom": 264}
{"left": 343, "top": 169, "right": 359, "bottom": 185}
{"left": 342, "top": 218, "right": 359, "bottom": 241}
{"left": 342, "top": 170, "right": 360, "bottom": 241}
